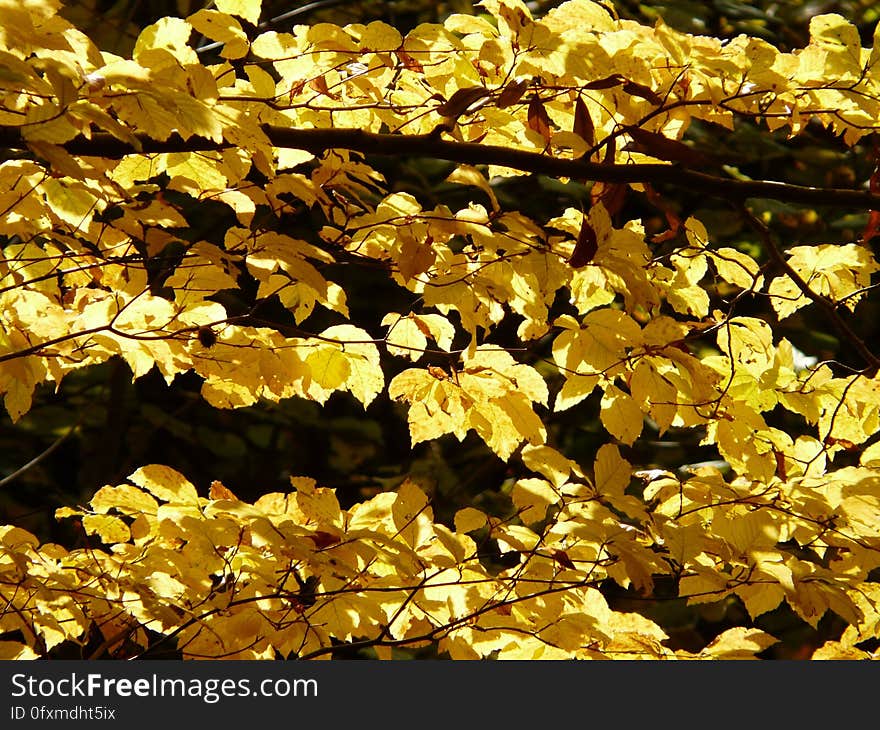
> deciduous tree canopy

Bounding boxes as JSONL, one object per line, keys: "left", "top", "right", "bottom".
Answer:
{"left": 2, "top": 0, "right": 880, "bottom": 659}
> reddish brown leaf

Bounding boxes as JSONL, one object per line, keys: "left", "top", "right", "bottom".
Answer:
{"left": 862, "top": 209, "right": 880, "bottom": 244}
{"left": 396, "top": 50, "right": 423, "bottom": 73}
{"left": 591, "top": 181, "right": 627, "bottom": 217}
{"left": 862, "top": 153, "right": 880, "bottom": 243}
{"left": 487, "top": 600, "right": 512, "bottom": 616}
{"left": 573, "top": 96, "right": 594, "bottom": 146}
{"left": 309, "top": 531, "right": 341, "bottom": 549}
{"left": 527, "top": 94, "right": 552, "bottom": 142}
{"left": 288, "top": 79, "right": 306, "bottom": 99}
{"left": 412, "top": 315, "right": 434, "bottom": 338}
{"left": 824, "top": 436, "right": 858, "bottom": 450}
{"left": 644, "top": 182, "right": 682, "bottom": 242}
{"left": 623, "top": 125, "right": 709, "bottom": 167}
{"left": 582, "top": 75, "right": 625, "bottom": 90}
{"left": 551, "top": 549, "right": 576, "bottom": 570}
{"left": 436, "top": 86, "right": 492, "bottom": 118}
{"left": 427, "top": 365, "right": 449, "bottom": 380}
{"left": 308, "top": 74, "right": 339, "bottom": 100}
{"left": 621, "top": 79, "right": 663, "bottom": 105}
{"left": 602, "top": 133, "right": 616, "bottom": 164}
{"left": 496, "top": 78, "right": 530, "bottom": 108}
{"left": 649, "top": 228, "right": 679, "bottom": 244}
{"left": 209, "top": 480, "right": 238, "bottom": 501}
{"left": 568, "top": 214, "right": 598, "bottom": 268}
{"left": 773, "top": 450, "right": 787, "bottom": 481}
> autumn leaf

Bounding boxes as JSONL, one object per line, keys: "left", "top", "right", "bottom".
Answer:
{"left": 436, "top": 86, "right": 492, "bottom": 119}
{"left": 527, "top": 94, "right": 552, "bottom": 143}
{"left": 568, "top": 213, "right": 598, "bottom": 268}
{"left": 622, "top": 125, "right": 711, "bottom": 167}
{"left": 572, "top": 95, "right": 594, "bottom": 148}
{"left": 496, "top": 78, "right": 530, "bottom": 108}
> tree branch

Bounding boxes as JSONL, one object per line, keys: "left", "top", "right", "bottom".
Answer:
{"left": 3, "top": 125, "right": 880, "bottom": 210}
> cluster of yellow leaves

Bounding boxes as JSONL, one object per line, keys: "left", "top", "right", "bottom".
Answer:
{"left": 5, "top": 452, "right": 878, "bottom": 659}
{"left": 0, "top": 464, "right": 780, "bottom": 659}
{"left": 389, "top": 347, "right": 547, "bottom": 460}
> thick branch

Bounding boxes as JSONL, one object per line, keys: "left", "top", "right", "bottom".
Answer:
{"left": 3, "top": 125, "right": 880, "bottom": 209}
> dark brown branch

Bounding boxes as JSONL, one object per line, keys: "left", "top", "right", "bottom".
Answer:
{"left": 3, "top": 125, "right": 880, "bottom": 210}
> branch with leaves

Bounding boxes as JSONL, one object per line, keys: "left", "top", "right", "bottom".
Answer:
{"left": 1, "top": 0, "right": 880, "bottom": 661}
{"left": 3, "top": 126, "right": 880, "bottom": 210}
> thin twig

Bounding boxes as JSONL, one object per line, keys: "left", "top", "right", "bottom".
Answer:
{"left": 0, "top": 420, "right": 81, "bottom": 489}
{"left": 195, "top": 0, "right": 352, "bottom": 54}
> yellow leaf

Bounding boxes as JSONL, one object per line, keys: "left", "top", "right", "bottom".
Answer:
{"left": 128, "top": 464, "right": 200, "bottom": 505}
{"left": 700, "top": 628, "right": 778, "bottom": 659}
{"left": 392, "top": 479, "right": 432, "bottom": 547}
{"left": 82, "top": 514, "right": 131, "bottom": 544}
{"left": 454, "top": 507, "right": 487, "bottom": 533}
{"left": 552, "top": 309, "right": 642, "bottom": 376}
{"left": 382, "top": 313, "right": 426, "bottom": 360}
{"left": 306, "top": 346, "right": 351, "bottom": 390}
{"left": 360, "top": 21, "right": 403, "bottom": 50}
{"left": 244, "top": 64, "right": 277, "bottom": 97}
{"left": 215, "top": 189, "right": 257, "bottom": 224}
{"left": 0, "top": 526, "right": 39, "bottom": 549}
{"left": 736, "top": 583, "right": 786, "bottom": 620}
{"left": 710, "top": 247, "right": 763, "bottom": 291}
{"left": 26, "top": 141, "right": 86, "bottom": 180}
{"left": 22, "top": 104, "right": 79, "bottom": 143}
{"left": 463, "top": 346, "right": 548, "bottom": 405}
{"left": 861, "top": 441, "right": 880, "bottom": 467}
{"left": 0, "top": 642, "right": 38, "bottom": 660}
{"left": 594, "top": 444, "right": 630, "bottom": 500}
{"left": 318, "top": 325, "right": 383, "bottom": 407}
{"left": 711, "top": 508, "right": 778, "bottom": 554}
{"left": 811, "top": 640, "right": 871, "bottom": 660}
{"left": 276, "top": 148, "right": 316, "bottom": 170}
{"left": 187, "top": 9, "right": 250, "bottom": 59}
{"left": 215, "top": 0, "right": 261, "bottom": 25}
{"left": 90, "top": 484, "right": 159, "bottom": 516}
{"left": 446, "top": 164, "right": 499, "bottom": 212}
{"left": 521, "top": 444, "right": 580, "bottom": 488}
{"left": 134, "top": 17, "right": 196, "bottom": 65}
{"left": 291, "top": 476, "right": 342, "bottom": 527}
{"left": 504, "top": 385, "right": 549, "bottom": 434}
{"left": 165, "top": 152, "right": 228, "bottom": 191}
{"left": 600, "top": 384, "right": 644, "bottom": 445}
{"left": 769, "top": 244, "right": 880, "bottom": 320}
{"left": 666, "top": 251, "right": 709, "bottom": 317}
{"left": 389, "top": 369, "right": 469, "bottom": 445}
{"left": 146, "top": 572, "right": 187, "bottom": 599}
{"left": 40, "top": 179, "right": 100, "bottom": 228}
{"left": 251, "top": 30, "right": 296, "bottom": 59}
{"left": 396, "top": 230, "right": 436, "bottom": 283}
{"left": 629, "top": 360, "right": 678, "bottom": 434}
{"left": 512, "top": 478, "right": 558, "bottom": 524}
{"left": 554, "top": 373, "right": 599, "bottom": 412}
{"left": 163, "top": 92, "right": 224, "bottom": 141}
{"left": 541, "top": 0, "right": 616, "bottom": 34}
